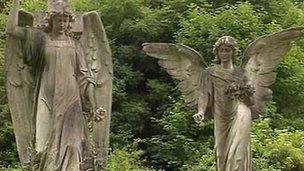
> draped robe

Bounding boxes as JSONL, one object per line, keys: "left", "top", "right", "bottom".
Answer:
{"left": 207, "top": 66, "right": 252, "bottom": 171}
{"left": 23, "top": 28, "right": 93, "bottom": 171}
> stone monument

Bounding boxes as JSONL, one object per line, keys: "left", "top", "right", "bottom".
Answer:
{"left": 142, "top": 27, "right": 303, "bottom": 171}
{"left": 5, "top": 0, "right": 112, "bottom": 170}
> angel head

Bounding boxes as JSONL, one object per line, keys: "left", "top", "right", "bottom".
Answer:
{"left": 43, "top": 0, "right": 75, "bottom": 35}
{"left": 213, "top": 36, "right": 238, "bottom": 64}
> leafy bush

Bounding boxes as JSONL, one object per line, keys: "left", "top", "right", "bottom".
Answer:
{"left": 252, "top": 118, "right": 304, "bottom": 171}
{"left": 142, "top": 98, "right": 214, "bottom": 170}
{"left": 106, "top": 149, "right": 154, "bottom": 171}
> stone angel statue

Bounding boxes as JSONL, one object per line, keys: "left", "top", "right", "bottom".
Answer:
{"left": 5, "top": 0, "right": 112, "bottom": 170}
{"left": 142, "top": 27, "right": 303, "bottom": 171}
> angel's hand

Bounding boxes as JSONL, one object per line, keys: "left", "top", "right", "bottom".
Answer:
{"left": 193, "top": 112, "right": 205, "bottom": 124}
{"left": 94, "top": 107, "right": 106, "bottom": 122}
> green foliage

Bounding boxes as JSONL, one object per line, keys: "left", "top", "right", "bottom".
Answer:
{"left": 70, "top": 0, "right": 100, "bottom": 11}
{"left": 274, "top": 46, "right": 304, "bottom": 114}
{"left": 142, "top": 98, "right": 214, "bottom": 170}
{"left": 176, "top": 2, "right": 279, "bottom": 64}
{"left": 262, "top": 0, "right": 304, "bottom": 27}
{"left": 0, "top": 0, "right": 8, "bottom": 55}
{"left": 20, "top": 0, "right": 45, "bottom": 12}
{"left": 106, "top": 149, "right": 154, "bottom": 171}
{"left": 251, "top": 118, "right": 304, "bottom": 170}
{"left": 0, "top": 107, "right": 18, "bottom": 167}
{"left": 271, "top": 131, "right": 304, "bottom": 170}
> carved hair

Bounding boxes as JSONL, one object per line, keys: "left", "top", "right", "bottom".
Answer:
{"left": 213, "top": 36, "right": 238, "bottom": 63}
{"left": 40, "top": 0, "right": 75, "bottom": 35}
{"left": 43, "top": 12, "right": 74, "bottom": 33}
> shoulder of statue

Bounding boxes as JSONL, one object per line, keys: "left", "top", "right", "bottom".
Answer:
{"left": 233, "top": 66, "right": 246, "bottom": 77}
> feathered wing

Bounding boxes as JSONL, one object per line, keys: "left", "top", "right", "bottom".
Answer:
{"left": 241, "top": 27, "right": 303, "bottom": 118}
{"left": 80, "top": 11, "right": 113, "bottom": 169}
{"left": 5, "top": 10, "right": 36, "bottom": 165}
{"left": 142, "top": 43, "right": 208, "bottom": 107}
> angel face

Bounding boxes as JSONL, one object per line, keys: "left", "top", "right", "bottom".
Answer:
{"left": 217, "top": 45, "right": 234, "bottom": 63}
{"left": 213, "top": 36, "right": 238, "bottom": 64}
{"left": 51, "top": 14, "right": 71, "bottom": 34}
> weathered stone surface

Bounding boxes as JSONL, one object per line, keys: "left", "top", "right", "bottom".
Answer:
{"left": 6, "top": 0, "right": 112, "bottom": 170}
{"left": 143, "top": 27, "right": 303, "bottom": 171}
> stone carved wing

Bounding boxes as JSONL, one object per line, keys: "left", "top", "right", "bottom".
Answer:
{"left": 142, "top": 43, "right": 207, "bottom": 107}
{"left": 241, "top": 27, "right": 303, "bottom": 118}
{"left": 5, "top": 10, "right": 36, "bottom": 165}
{"left": 80, "top": 11, "right": 113, "bottom": 169}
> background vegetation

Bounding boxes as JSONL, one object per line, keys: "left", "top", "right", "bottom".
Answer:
{"left": 1, "top": 0, "right": 304, "bottom": 170}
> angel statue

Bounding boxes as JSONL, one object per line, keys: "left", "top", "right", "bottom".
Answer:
{"left": 142, "top": 27, "right": 303, "bottom": 170}
{"left": 5, "top": 0, "right": 112, "bottom": 170}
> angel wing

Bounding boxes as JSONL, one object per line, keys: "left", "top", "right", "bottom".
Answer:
{"left": 241, "top": 27, "right": 303, "bottom": 118}
{"left": 142, "top": 43, "right": 207, "bottom": 107}
{"left": 5, "top": 10, "right": 36, "bottom": 165}
{"left": 80, "top": 11, "right": 113, "bottom": 169}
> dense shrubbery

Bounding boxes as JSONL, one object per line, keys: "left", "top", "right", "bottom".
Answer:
{"left": 0, "top": 0, "right": 304, "bottom": 170}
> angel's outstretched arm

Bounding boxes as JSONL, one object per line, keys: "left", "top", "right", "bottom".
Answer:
{"left": 87, "top": 83, "right": 96, "bottom": 108}
{"left": 6, "top": 0, "right": 26, "bottom": 38}
{"left": 198, "top": 94, "right": 209, "bottom": 114}
{"left": 193, "top": 93, "right": 209, "bottom": 123}
{"left": 193, "top": 71, "right": 212, "bottom": 123}
{"left": 75, "top": 42, "right": 106, "bottom": 122}
{"left": 86, "top": 84, "right": 107, "bottom": 122}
